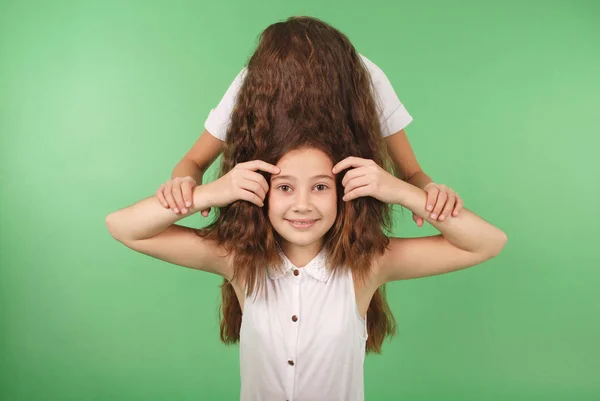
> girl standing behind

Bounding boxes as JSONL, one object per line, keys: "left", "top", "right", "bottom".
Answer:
{"left": 158, "top": 16, "right": 464, "bottom": 227}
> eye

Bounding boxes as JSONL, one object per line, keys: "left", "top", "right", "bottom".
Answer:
{"left": 315, "top": 184, "right": 328, "bottom": 191}
{"left": 278, "top": 184, "right": 291, "bottom": 192}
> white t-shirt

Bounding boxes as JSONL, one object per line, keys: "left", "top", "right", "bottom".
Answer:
{"left": 240, "top": 247, "right": 368, "bottom": 401}
{"left": 205, "top": 54, "right": 413, "bottom": 141}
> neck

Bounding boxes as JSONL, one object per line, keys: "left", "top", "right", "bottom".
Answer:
{"left": 279, "top": 239, "right": 323, "bottom": 267}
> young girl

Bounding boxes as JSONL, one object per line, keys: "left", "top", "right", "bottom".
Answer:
{"left": 157, "top": 16, "right": 464, "bottom": 228}
{"left": 108, "top": 16, "right": 505, "bottom": 400}
{"left": 106, "top": 126, "right": 507, "bottom": 401}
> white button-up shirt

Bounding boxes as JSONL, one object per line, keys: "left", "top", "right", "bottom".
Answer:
{"left": 239, "top": 248, "right": 368, "bottom": 401}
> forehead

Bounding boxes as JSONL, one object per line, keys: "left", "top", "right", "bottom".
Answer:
{"left": 275, "top": 148, "right": 333, "bottom": 174}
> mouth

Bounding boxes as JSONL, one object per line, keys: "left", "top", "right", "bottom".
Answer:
{"left": 285, "top": 219, "right": 319, "bottom": 229}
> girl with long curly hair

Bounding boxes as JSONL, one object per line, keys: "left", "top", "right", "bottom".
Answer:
{"left": 158, "top": 16, "right": 465, "bottom": 229}
{"left": 107, "top": 15, "right": 507, "bottom": 401}
{"left": 107, "top": 129, "right": 506, "bottom": 401}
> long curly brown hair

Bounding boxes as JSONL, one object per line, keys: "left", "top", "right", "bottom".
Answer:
{"left": 197, "top": 16, "right": 397, "bottom": 353}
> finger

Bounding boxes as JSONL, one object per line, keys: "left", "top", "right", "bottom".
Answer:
{"left": 164, "top": 187, "right": 179, "bottom": 213}
{"left": 238, "top": 189, "right": 264, "bottom": 207}
{"left": 430, "top": 191, "right": 447, "bottom": 220}
{"left": 425, "top": 187, "right": 438, "bottom": 212}
{"left": 412, "top": 213, "right": 424, "bottom": 227}
{"left": 332, "top": 156, "right": 368, "bottom": 174}
{"left": 172, "top": 184, "right": 188, "bottom": 214}
{"left": 201, "top": 209, "right": 210, "bottom": 217}
{"left": 240, "top": 180, "right": 266, "bottom": 201}
{"left": 343, "top": 185, "right": 371, "bottom": 201}
{"left": 241, "top": 160, "right": 280, "bottom": 175}
{"left": 452, "top": 196, "right": 464, "bottom": 217}
{"left": 343, "top": 176, "right": 371, "bottom": 196}
{"left": 437, "top": 192, "right": 456, "bottom": 222}
{"left": 341, "top": 167, "right": 367, "bottom": 188}
{"left": 181, "top": 180, "right": 195, "bottom": 209}
{"left": 244, "top": 171, "right": 270, "bottom": 194}
{"left": 156, "top": 186, "right": 169, "bottom": 208}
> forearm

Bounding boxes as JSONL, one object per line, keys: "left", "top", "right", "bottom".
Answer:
{"left": 404, "top": 170, "right": 433, "bottom": 190}
{"left": 392, "top": 180, "right": 506, "bottom": 255}
{"left": 106, "top": 185, "right": 213, "bottom": 242}
{"left": 171, "top": 158, "right": 206, "bottom": 184}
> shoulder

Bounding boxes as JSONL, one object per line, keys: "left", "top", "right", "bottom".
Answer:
{"left": 358, "top": 53, "right": 384, "bottom": 78}
{"left": 225, "top": 66, "right": 249, "bottom": 95}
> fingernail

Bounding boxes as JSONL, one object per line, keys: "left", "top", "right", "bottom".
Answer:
{"left": 185, "top": 201, "right": 191, "bottom": 207}
{"left": 430, "top": 213, "right": 437, "bottom": 219}
{"left": 427, "top": 205, "right": 433, "bottom": 211}
{"left": 174, "top": 208, "right": 179, "bottom": 213}
{"left": 182, "top": 208, "right": 188, "bottom": 214}
{"left": 439, "top": 216, "right": 445, "bottom": 221}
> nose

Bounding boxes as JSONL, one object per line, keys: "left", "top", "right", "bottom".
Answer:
{"left": 292, "top": 190, "right": 312, "bottom": 213}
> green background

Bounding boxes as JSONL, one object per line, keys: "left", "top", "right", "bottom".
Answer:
{"left": 1, "top": 0, "right": 598, "bottom": 400}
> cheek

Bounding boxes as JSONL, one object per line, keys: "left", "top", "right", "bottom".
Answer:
{"left": 267, "top": 192, "right": 285, "bottom": 218}
{"left": 319, "top": 193, "right": 338, "bottom": 220}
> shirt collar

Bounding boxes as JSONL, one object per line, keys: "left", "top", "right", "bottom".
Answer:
{"left": 268, "top": 246, "right": 331, "bottom": 282}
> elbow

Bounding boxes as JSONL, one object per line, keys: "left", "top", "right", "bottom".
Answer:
{"left": 487, "top": 230, "right": 508, "bottom": 258}
{"left": 105, "top": 212, "right": 127, "bottom": 243}
{"left": 105, "top": 213, "right": 118, "bottom": 239}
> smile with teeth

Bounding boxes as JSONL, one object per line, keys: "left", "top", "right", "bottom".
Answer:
{"left": 286, "top": 219, "right": 319, "bottom": 227}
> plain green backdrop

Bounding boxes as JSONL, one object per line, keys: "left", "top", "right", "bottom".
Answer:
{"left": 1, "top": 0, "right": 599, "bottom": 400}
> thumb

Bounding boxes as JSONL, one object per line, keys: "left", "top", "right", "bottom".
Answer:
{"left": 201, "top": 209, "right": 210, "bottom": 217}
{"left": 412, "top": 213, "right": 424, "bottom": 227}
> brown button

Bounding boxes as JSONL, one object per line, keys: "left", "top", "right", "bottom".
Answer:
{"left": 293, "top": 269, "right": 299, "bottom": 276}
{"left": 292, "top": 315, "right": 298, "bottom": 322}
{"left": 288, "top": 360, "right": 294, "bottom": 366}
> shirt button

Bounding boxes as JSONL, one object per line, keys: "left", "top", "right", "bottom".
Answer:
{"left": 292, "top": 315, "right": 298, "bottom": 322}
{"left": 288, "top": 360, "right": 295, "bottom": 366}
{"left": 293, "top": 269, "right": 299, "bottom": 276}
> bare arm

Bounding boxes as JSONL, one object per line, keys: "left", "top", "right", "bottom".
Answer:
{"left": 333, "top": 157, "right": 506, "bottom": 284}
{"left": 171, "top": 129, "right": 224, "bottom": 181}
{"left": 384, "top": 129, "right": 432, "bottom": 189}
{"left": 109, "top": 159, "right": 278, "bottom": 279}
{"left": 106, "top": 185, "right": 232, "bottom": 279}
{"left": 377, "top": 181, "right": 507, "bottom": 283}
{"left": 385, "top": 129, "right": 464, "bottom": 223}
{"left": 159, "top": 130, "right": 224, "bottom": 215}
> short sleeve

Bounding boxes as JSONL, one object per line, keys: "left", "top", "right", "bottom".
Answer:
{"left": 204, "top": 67, "right": 248, "bottom": 141}
{"left": 360, "top": 55, "right": 413, "bottom": 137}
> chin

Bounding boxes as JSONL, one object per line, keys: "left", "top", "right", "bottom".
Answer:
{"left": 276, "top": 231, "right": 322, "bottom": 247}
{"left": 273, "top": 224, "right": 328, "bottom": 248}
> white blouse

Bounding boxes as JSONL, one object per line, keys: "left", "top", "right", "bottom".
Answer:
{"left": 239, "top": 248, "right": 369, "bottom": 401}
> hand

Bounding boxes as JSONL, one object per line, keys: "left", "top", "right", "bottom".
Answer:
{"left": 412, "top": 182, "right": 463, "bottom": 227}
{"left": 204, "top": 160, "right": 280, "bottom": 209}
{"left": 332, "top": 157, "right": 399, "bottom": 203}
{"left": 156, "top": 176, "right": 204, "bottom": 216}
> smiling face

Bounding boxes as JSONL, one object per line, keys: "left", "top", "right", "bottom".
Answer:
{"left": 268, "top": 147, "right": 338, "bottom": 252}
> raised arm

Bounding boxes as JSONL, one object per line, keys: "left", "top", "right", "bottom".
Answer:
{"left": 108, "top": 159, "right": 279, "bottom": 279}
{"left": 159, "top": 67, "right": 246, "bottom": 215}
{"left": 171, "top": 129, "right": 224, "bottom": 183}
{"left": 332, "top": 157, "right": 507, "bottom": 284}
{"left": 106, "top": 185, "right": 232, "bottom": 279}
{"left": 157, "top": 130, "right": 224, "bottom": 216}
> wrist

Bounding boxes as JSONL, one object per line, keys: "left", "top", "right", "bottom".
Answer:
{"left": 192, "top": 183, "right": 214, "bottom": 212}
{"left": 387, "top": 177, "right": 412, "bottom": 205}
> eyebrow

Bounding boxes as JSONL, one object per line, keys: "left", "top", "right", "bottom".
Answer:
{"left": 272, "top": 174, "right": 335, "bottom": 181}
